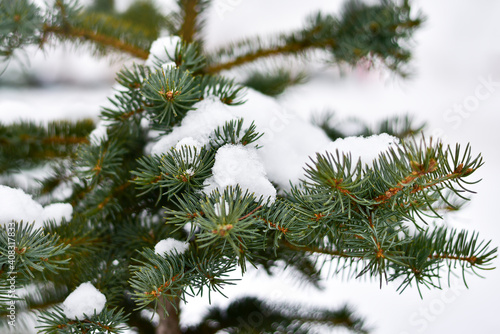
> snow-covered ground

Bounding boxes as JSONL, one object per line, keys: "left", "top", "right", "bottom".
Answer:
{"left": 1, "top": 1, "right": 499, "bottom": 333}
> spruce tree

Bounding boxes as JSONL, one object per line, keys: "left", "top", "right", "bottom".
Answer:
{"left": 0, "top": 0, "right": 496, "bottom": 333}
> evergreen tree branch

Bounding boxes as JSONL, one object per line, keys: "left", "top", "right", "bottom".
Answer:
{"left": 204, "top": 1, "right": 423, "bottom": 74}
{"left": 185, "top": 297, "right": 368, "bottom": 334}
{"left": 44, "top": 0, "right": 151, "bottom": 59}
{"left": 0, "top": 119, "right": 94, "bottom": 173}
{"left": 42, "top": 23, "right": 149, "bottom": 59}
{"left": 37, "top": 305, "right": 129, "bottom": 334}
{"left": 0, "top": 222, "right": 71, "bottom": 280}
{"left": 1, "top": 1, "right": 495, "bottom": 331}
{"left": 205, "top": 41, "right": 322, "bottom": 74}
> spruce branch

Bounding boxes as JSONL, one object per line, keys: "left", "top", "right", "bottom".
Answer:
{"left": 0, "top": 0, "right": 42, "bottom": 58}
{"left": 37, "top": 305, "right": 129, "bottom": 334}
{"left": 75, "top": 140, "right": 126, "bottom": 186}
{"left": 141, "top": 67, "right": 201, "bottom": 126}
{"left": 0, "top": 119, "right": 94, "bottom": 173}
{"left": 194, "top": 187, "right": 265, "bottom": 268}
{"left": 1, "top": 0, "right": 152, "bottom": 62}
{"left": 391, "top": 226, "right": 497, "bottom": 293}
{"left": 205, "top": 0, "right": 423, "bottom": 75}
{"left": 0, "top": 222, "right": 70, "bottom": 279}
{"left": 174, "top": 40, "right": 206, "bottom": 73}
{"left": 132, "top": 146, "right": 215, "bottom": 201}
{"left": 42, "top": 0, "right": 150, "bottom": 59}
{"left": 42, "top": 22, "right": 149, "bottom": 59}
{"left": 198, "top": 75, "right": 246, "bottom": 105}
{"left": 210, "top": 119, "right": 263, "bottom": 149}
{"left": 129, "top": 248, "right": 190, "bottom": 311}
{"left": 184, "top": 297, "right": 368, "bottom": 334}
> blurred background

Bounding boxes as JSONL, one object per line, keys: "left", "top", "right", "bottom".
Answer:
{"left": 1, "top": 1, "right": 499, "bottom": 333}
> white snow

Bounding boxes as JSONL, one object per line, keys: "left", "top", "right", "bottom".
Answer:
{"left": 203, "top": 144, "right": 276, "bottom": 202}
{"left": 62, "top": 282, "right": 107, "bottom": 320}
{"left": 150, "top": 96, "right": 238, "bottom": 156}
{"left": 39, "top": 203, "right": 73, "bottom": 225}
{"left": 145, "top": 36, "right": 182, "bottom": 68}
{"left": 324, "top": 133, "right": 399, "bottom": 169}
{"left": 0, "top": 185, "right": 44, "bottom": 227}
{"left": 0, "top": 185, "right": 73, "bottom": 228}
{"left": 154, "top": 238, "right": 190, "bottom": 257}
{"left": 89, "top": 121, "right": 109, "bottom": 146}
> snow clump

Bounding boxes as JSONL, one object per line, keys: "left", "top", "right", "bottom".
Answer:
{"left": 155, "top": 238, "right": 190, "bottom": 257}
{"left": 0, "top": 185, "right": 73, "bottom": 228}
{"left": 62, "top": 282, "right": 107, "bottom": 319}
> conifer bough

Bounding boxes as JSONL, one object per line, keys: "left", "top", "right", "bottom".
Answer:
{"left": 0, "top": 0, "right": 496, "bottom": 334}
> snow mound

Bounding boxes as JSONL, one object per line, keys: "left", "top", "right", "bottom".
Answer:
{"left": 145, "top": 36, "right": 181, "bottom": 68}
{"left": 0, "top": 185, "right": 73, "bottom": 228}
{"left": 155, "top": 238, "right": 190, "bottom": 257}
{"left": 63, "top": 282, "right": 107, "bottom": 320}
{"left": 203, "top": 144, "right": 276, "bottom": 203}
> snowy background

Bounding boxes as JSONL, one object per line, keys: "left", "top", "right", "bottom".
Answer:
{"left": 1, "top": 0, "right": 500, "bottom": 333}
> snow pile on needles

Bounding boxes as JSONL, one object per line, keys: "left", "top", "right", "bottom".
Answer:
{"left": 150, "top": 88, "right": 399, "bottom": 195}
{"left": 0, "top": 185, "right": 72, "bottom": 228}
{"left": 155, "top": 238, "right": 190, "bottom": 257}
{"left": 62, "top": 282, "right": 107, "bottom": 319}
